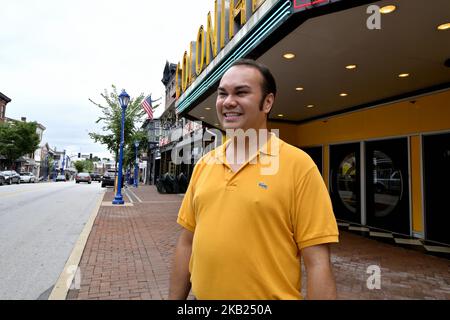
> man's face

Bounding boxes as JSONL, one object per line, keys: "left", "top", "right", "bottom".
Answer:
{"left": 216, "top": 65, "right": 273, "bottom": 131}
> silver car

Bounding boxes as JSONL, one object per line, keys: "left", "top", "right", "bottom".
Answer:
{"left": 20, "top": 172, "right": 36, "bottom": 183}
{"left": 0, "top": 170, "right": 21, "bottom": 185}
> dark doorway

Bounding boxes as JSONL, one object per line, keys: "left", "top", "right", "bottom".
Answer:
{"left": 154, "top": 159, "right": 161, "bottom": 185}
{"left": 423, "top": 133, "right": 450, "bottom": 245}
{"left": 366, "top": 138, "right": 410, "bottom": 235}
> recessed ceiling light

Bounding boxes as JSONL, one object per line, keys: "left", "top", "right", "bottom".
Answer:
{"left": 380, "top": 5, "right": 396, "bottom": 14}
{"left": 398, "top": 73, "right": 410, "bottom": 78}
{"left": 205, "top": 107, "right": 211, "bottom": 110}
{"left": 346, "top": 64, "right": 357, "bottom": 70}
{"left": 437, "top": 23, "right": 450, "bottom": 31}
{"left": 214, "top": 123, "right": 220, "bottom": 126}
{"left": 277, "top": 114, "right": 284, "bottom": 117}
{"left": 283, "top": 53, "right": 296, "bottom": 59}
{"left": 306, "top": 105, "right": 314, "bottom": 108}
{"left": 200, "top": 116, "right": 205, "bottom": 119}
{"left": 340, "top": 93, "right": 348, "bottom": 97}
{"left": 295, "top": 87, "right": 304, "bottom": 91}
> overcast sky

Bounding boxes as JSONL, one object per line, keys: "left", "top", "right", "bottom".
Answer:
{"left": 1, "top": 0, "right": 214, "bottom": 159}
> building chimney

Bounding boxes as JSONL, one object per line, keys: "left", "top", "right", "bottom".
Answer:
{"left": 21, "top": 117, "right": 26, "bottom": 122}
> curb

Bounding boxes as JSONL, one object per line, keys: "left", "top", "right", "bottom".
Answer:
{"left": 48, "top": 191, "right": 106, "bottom": 300}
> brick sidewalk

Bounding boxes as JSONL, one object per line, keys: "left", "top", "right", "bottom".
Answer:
{"left": 67, "top": 185, "right": 450, "bottom": 300}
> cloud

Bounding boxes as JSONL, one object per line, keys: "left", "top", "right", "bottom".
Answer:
{"left": 1, "top": 0, "right": 214, "bottom": 156}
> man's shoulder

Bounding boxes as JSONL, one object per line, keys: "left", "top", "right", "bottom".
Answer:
{"left": 278, "top": 138, "right": 316, "bottom": 168}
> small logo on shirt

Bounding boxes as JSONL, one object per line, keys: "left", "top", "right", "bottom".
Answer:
{"left": 258, "top": 182, "right": 268, "bottom": 190}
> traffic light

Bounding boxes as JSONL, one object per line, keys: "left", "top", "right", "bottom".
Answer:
{"left": 78, "top": 153, "right": 81, "bottom": 158}
{"left": 90, "top": 153, "right": 93, "bottom": 160}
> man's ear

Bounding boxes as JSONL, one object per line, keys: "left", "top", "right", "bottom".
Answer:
{"left": 263, "top": 93, "right": 275, "bottom": 115}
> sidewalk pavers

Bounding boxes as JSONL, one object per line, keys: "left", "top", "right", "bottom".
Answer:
{"left": 66, "top": 185, "right": 450, "bottom": 300}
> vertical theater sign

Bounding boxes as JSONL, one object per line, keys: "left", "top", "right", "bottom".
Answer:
{"left": 175, "top": 0, "right": 267, "bottom": 99}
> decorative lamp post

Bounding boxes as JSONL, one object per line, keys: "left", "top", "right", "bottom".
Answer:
{"left": 134, "top": 140, "right": 139, "bottom": 188}
{"left": 112, "top": 89, "right": 130, "bottom": 205}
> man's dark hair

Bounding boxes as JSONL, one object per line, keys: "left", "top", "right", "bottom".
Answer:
{"left": 229, "top": 58, "right": 277, "bottom": 110}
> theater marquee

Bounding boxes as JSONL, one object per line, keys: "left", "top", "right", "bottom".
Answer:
{"left": 175, "top": 0, "right": 267, "bottom": 99}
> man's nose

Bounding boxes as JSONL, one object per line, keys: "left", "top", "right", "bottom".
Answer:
{"left": 223, "top": 94, "right": 237, "bottom": 108}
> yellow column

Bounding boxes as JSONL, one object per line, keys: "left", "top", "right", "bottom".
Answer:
{"left": 410, "top": 135, "right": 423, "bottom": 233}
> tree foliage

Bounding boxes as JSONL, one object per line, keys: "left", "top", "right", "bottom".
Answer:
{"left": 84, "top": 160, "right": 94, "bottom": 173}
{"left": 88, "top": 85, "right": 156, "bottom": 167}
{"left": 74, "top": 160, "right": 85, "bottom": 172}
{"left": 0, "top": 121, "right": 40, "bottom": 169}
{"left": 74, "top": 160, "right": 94, "bottom": 173}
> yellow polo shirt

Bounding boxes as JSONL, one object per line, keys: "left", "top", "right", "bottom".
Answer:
{"left": 177, "top": 134, "right": 339, "bottom": 300}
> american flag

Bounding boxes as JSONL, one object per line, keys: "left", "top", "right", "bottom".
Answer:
{"left": 141, "top": 95, "right": 154, "bottom": 120}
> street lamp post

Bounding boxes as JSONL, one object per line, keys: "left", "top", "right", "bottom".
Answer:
{"left": 134, "top": 140, "right": 139, "bottom": 188}
{"left": 112, "top": 89, "right": 130, "bottom": 205}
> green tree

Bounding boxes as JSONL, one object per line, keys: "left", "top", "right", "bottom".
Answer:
{"left": 74, "top": 160, "right": 94, "bottom": 173}
{"left": 74, "top": 160, "right": 85, "bottom": 172}
{"left": 84, "top": 160, "right": 94, "bottom": 173}
{"left": 88, "top": 85, "right": 157, "bottom": 169}
{"left": 0, "top": 121, "right": 40, "bottom": 170}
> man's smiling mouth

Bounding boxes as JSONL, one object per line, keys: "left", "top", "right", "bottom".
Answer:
{"left": 223, "top": 112, "right": 243, "bottom": 120}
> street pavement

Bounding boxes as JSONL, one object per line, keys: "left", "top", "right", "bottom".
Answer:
{"left": 66, "top": 185, "right": 450, "bottom": 300}
{"left": 0, "top": 180, "right": 105, "bottom": 299}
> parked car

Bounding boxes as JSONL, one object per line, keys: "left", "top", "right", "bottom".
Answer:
{"left": 0, "top": 175, "right": 5, "bottom": 186}
{"left": 20, "top": 172, "right": 36, "bottom": 183}
{"left": 56, "top": 175, "right": 67, "bottom": 182}
{"left": 90, "top": 172, "right": 102, "bottom": 182}
{"left": 0, "top": 170, "right": 21, "bottom": 185}
{"left": 101, "top": 170, "right": 123, "bottom": 188}
{"left": 75, "top": 172, "right": 91, "bottom": 184}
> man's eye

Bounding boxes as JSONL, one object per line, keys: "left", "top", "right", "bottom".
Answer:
{"left": 218, "top": 92, "right": 227, "bottom": 96}
{"left": 237, "top": 91, "right": 247, "bottom": 96}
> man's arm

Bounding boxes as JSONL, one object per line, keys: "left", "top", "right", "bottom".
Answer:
{"left": 302, "top": 243, "right": 337, "bottom": 300}
{"left": 168, "top": 228, "right": 194, "bottom": 300}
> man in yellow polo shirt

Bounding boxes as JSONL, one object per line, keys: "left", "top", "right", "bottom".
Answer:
{"left": 169, "top": 59, "right": 339, "bottom": 300}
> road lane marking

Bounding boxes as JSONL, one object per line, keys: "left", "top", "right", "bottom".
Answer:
{"left": 48, "top": 190, "right": 106, "bottom": 300}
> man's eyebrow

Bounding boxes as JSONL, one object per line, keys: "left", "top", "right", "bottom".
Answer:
{"left": 218, "top": 85, "right": 251, "bottom": 91}
{"left": 235, "top": 85, "right": 251, "bottom": 90}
